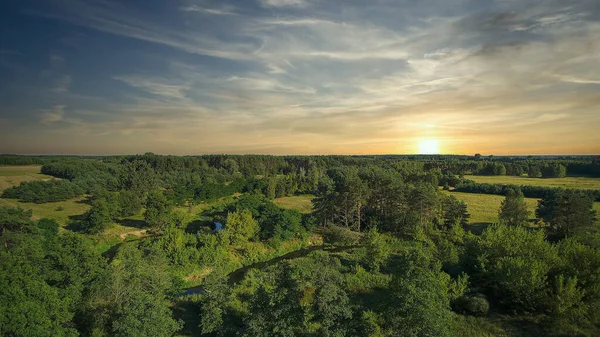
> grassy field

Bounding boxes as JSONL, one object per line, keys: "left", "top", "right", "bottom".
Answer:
{"left": 273, "top": 194, "right": 314, "bottom": 214}
{"left": 0, "top": 197, "right": 91, "bottom": 225}
{"left": 465, "top": 175, "right": 600, "bottom": 190}
{"left": 0, "top": 165, "right": 55, "bottom": 192}
{"left": 444, "top": 191, "right": 539, "bottom": 224}
{"left": 0, "top": 165, "right": 89, "bottom": 224}
{"left": 445, "top": 190, "right": 600, "bottom": 225}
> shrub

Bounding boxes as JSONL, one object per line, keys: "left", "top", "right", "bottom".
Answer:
{"left": 454, "top": 295, "right": 489, "bottom": 316}
{"left": 322, "top": 225, "right": 361, "bottom": 246}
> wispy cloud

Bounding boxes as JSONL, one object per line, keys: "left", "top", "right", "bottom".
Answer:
{"left": 181, "top": 5, "right": 238, "bottom": 16}
{"left": 2, "top": 0, "right": 598, "bottom": 154}
{"left": 260, "top": 0, "right": 309, "bottom": 8}
{"left": 40, "top": 105, "right": 66, "bottom": 124}
{"left": 53, "top": 74, "right": 71, "bottom": 92}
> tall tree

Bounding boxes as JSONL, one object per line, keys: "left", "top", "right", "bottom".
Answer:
{"left": 384, "top": 251, "right": 454, "bottom": 336}
{"left": 442, "top": 195, "right": 470, "bottom": 228}
{"left": 86, "top": 244, "right": 182, "bottom": 336}
{"left": 144, "top": 190, "right": 173, "bottom": 232}
{"left": 82, "top": 200, "right": 113, "bottom": 234}
{"left": 536, "top": 190, "right": 597, "bottom": 236}
{"left": 498, "top": 189, "right": 530, "bottom": 226}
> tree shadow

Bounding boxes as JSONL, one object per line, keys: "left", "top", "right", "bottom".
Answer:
{"left": 466, "top": 222, "right": 491, "bottom": 235}
{"left": 65, "top": 221, "right": 87, "bottom": 233}
{"left": 350, "top": 286, "right": 393, "bottom": 313}
{"left": 186, "top": 219, "right": 213, "bottom": 233}
{"left": 65, "top": 213, "right": 88, "bottom": 233}
{"left": 116, "top": 218, "right": 147, "bottom": 229}
{"left": 75, "top": 196, "right": 93, "bottom": 205}
{"left": 172, "top": 299, "right": 203, "bottom": 336}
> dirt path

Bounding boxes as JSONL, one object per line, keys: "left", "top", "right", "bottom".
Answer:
{"left": 119, "top": 229, "right": 148, "bottom": 240}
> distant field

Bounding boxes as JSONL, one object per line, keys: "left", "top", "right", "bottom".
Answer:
{"left": 0, "top": 165, "right": 55, "bottom": 192}
{"left": 274, "top": 194, "right": 314, "bottom": 214}
{"left": 444, "top": 191, "right": 539, "bottom": 225}
{"left": 465, "top": 175, "right": 600, "bottom": 190}
{"left": 445, "top": 191, "right": 600, "bottom": 226}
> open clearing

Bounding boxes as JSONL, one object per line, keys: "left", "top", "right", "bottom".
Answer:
{"left": 0, "top": 165, "right": 55, "bottom": 192}
{"left": 273, "top": 194, "right": 314, "bottom": 214}
{"left": 445, "top": 191, "right": 539, "bottom": 224}
{"left": 465, "top": 175, "right": 600, "bottom": 190}
{"left": 445, "top": 191, "right": 600, "bottom": 225}
{"left": 0, "top": 197, "right": 90, "bottom": 224}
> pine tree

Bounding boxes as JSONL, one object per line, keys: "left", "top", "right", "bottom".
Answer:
{"left": 499, "top": 189, "right": 530, "bottom": 226}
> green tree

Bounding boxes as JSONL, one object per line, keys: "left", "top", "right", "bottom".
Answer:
{"left": 311, "top": 279, "right": 353, "bottom": 336}
{"left": 82, "top": 200, "right": 113, "bottom": 234}
{"left": 536, "top": 190, "right": 597, "bottom": 236}
{"left": 0, "top": 206, "right": 34, "bottom": 250}
{"left": 118, "top": 190, "right": 143, "bottom": 217}
{"left": 442, "top": 195, "right": 470, "bottom": 227}
{"left": 223, "top": 158, "right": 239, "bottom": 175}
{"left": 498, "top": 189, "right": 530, "bottom": 226}
{"left": 144, "top": 190, "right": 173, "bottom": 232}
{"left": 245, "top": 265, "right": 305, "bottom": 336}
{"left": 385, "top": 253, "right": 454, "bottom": 336}
{"left": 473, "top": 225, "right": 558, "bottom": 312}
{"left": 362, "top": 227, "right": 391, "bottom": 271}
{"left": 225, "top": 209, "right": 259, "bottom": 245}
{"left": 0, "top": 208, "right": 105, "bottom": 336}
{"left": 87, "top": 244, "right": 182, "bottom": 336}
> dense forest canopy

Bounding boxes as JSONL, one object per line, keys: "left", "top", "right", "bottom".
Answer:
{"left": 1, "top": 154, "right": 599, "bottom": 336}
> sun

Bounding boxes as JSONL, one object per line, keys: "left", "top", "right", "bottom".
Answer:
{"left": 418, "top": 139, "right": 440, "bottom": 154}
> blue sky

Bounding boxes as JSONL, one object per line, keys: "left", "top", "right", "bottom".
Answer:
{"left": 1, "top": 0, "right": 599, "bottom": 155}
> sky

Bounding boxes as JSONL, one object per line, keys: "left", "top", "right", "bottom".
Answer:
{"left": 0, "top": 0, "right": 599, "bottom": 155}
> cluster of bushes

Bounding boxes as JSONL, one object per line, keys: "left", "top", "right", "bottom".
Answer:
{"left": 1, "top": 179, "right": 85, "bottom": 203}
{"left": 0, "top": 207, "right": 183, "bottom": 337}
{"left": 462, "top": 225, "right": 600, "bottom": 331}
{"left": 227, "top": 195, "right": 313, "bottom": 244}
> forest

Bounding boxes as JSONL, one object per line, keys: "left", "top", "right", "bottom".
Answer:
{"left": 1, "top": 154, "right": 600, "bottom": 337}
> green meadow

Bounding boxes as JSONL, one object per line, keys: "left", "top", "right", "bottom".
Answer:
{"left": 273, "top": 194, "right": 315, "bottom": 214}
{"left": 465, "top": 175, "right": 600, "bottom": 190}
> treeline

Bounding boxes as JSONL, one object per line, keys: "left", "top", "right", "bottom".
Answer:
{"left": 455, "top": 179, "right": 600, "bottom": 202}
{"left": 2, "top": 154, "right": 599, "bottom": 205}
{"left": 2, "top": 179, "right": 85, "bottom": 203}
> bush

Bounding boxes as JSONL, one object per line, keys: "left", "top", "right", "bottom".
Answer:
{"left": 322, "top": 225, "right": 362, "bottom": 246}
{"left": 454, "top": 295, "right": 489, "bottom": 316}
{"left": 2, "top": 179, "right": 84, "bottom": 203}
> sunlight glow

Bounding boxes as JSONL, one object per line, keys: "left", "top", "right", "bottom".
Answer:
{"left": 418, "top": 139, "right": 440, "bottom": 154}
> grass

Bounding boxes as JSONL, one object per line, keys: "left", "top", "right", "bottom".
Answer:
{"left": 0, "top": 165, "right": 55, "bottom": 193}
{"left": 0, "top": 197, "right": 90, "bottom": 225}
{"left": 443, "top": 191, "right": 539, "bottom": 225}
{"left": 465, "top": 175, "right": 600, "bottom": 190}
{"left": 444, "top": 191, "right": 600, "bottom": 235}
{"left": 273, "top": 194, "right": 314, "bottom": 214}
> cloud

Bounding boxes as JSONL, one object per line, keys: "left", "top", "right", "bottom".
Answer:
{"left": 40, "top": 105, "right": 66, "bottom": 124}
{"left": 2, "top": 0, "right": 597, "bottom": 154}
{"left": 114, "top": 75, "right": 190, "bottom": 101}
{"left": 53, "top": 75, "right": 72, "bottom": 92}
{"left": 181, "top": 5, "right": 238, "bottom": 16}
{"left": 260, "top": 0, "right": 309, "bottom": 8}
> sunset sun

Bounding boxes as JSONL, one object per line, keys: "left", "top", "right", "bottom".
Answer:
{"left": 418, "top": 139, "right": 440, "bottom": 154}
